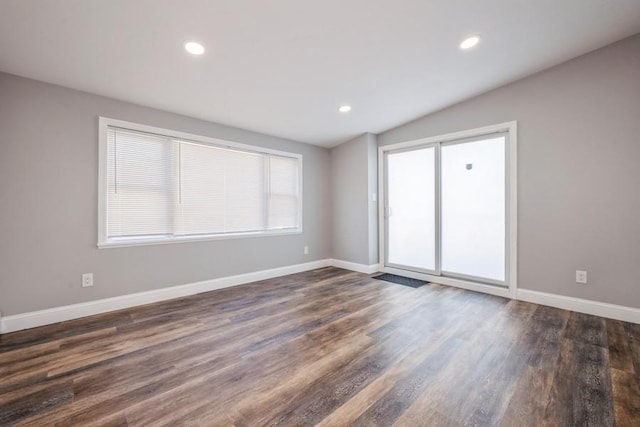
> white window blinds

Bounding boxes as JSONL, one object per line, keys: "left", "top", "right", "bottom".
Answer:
{"left": 107, "top": 129, "right": 176, "bottom": 238}
{"left": 176, "top": 142, "right": 266, "bottom": 235}
{"left": 103, "top": 125, "right": 301, "bottom": 245}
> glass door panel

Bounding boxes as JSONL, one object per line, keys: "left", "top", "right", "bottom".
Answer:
{"left": 386, "top": 147, "right": 436, "bottom": 272}
{"left": 441, "top": 136, "right": 506, "bottom": 282}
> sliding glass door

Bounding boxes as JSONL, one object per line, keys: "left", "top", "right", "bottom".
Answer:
{"left": 386, "top": 146, "right": 437, "bottom": 273}
{"left": 384, "top": 133, "right": 508, "bottom": 286}
{"left": 441, "top": 136, "right": 506, "bottom": 283}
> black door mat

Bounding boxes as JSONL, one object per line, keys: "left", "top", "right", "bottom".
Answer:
{"left": 372, "top": 273, "right": 428, "bottom": 288}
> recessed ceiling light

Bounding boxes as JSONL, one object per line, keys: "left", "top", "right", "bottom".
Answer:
{"left": 338, "top": 105, "right": 352, "bottom": 113}
{"left": 184, "top": 41, "right": 205, "bottom": 55}
{"left": 459, "top": 36, "right": 480, "bottom": 50}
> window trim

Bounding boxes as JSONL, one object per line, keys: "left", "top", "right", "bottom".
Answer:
{"left": 98, "top": 117, "right": 303, "bottom": 248}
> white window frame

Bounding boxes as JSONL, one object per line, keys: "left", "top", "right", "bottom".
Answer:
{"left": 98, "top": 117, "right": 303, "bottom": 248}
{"left": 378, "top": 121, "right": 518, "bottom": 299}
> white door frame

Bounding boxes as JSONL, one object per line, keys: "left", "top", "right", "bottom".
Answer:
{"left": 378, "top": 121, "right": 518, "bottom": 299}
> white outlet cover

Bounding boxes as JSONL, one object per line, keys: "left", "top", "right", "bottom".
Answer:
{"left": 575, "top": 270, "right": 587, "bottom": 284}
{"left": 82, "top": 273, "right": 94, "bottom": 287}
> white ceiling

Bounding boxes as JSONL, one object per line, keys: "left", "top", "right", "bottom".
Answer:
{"left": 1, "top": 1, "right": 639, "bottom": 147}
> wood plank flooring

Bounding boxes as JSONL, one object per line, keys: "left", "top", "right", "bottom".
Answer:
{"left": 1, "top": 267, "right": 639, "bottom": 426}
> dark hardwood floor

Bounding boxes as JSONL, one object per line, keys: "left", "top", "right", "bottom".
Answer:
{"left": 1, "top": 267, "right": 639, "bottom": 426}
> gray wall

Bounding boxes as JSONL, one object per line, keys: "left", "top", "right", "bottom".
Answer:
{"left": 331, "top": 133, "right": 378, "bottom": 265}
{"left": 2, "top": 33, "right": 639, "bottom": 317}
{"left": 0, "top": 73, "right": 332, "bottom": 316}
{"left": 379, "top": 34, "right": 640, "bottom": 308}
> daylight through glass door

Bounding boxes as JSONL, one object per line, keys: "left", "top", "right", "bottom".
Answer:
{"left": 384, "top": 133, "right": 507, "bottom": 286}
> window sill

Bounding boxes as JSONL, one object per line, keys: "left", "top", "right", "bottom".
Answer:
{"left": 97, "top": 228, "right": 303, "bottom": 249}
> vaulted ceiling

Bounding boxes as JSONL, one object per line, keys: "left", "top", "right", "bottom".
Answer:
{"left": 1, "top": 0, "right": 639, "bottom": 146}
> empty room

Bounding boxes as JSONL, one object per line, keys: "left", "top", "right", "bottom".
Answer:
{"left": 1, "top": 0, "right": 640, "bottom": 425}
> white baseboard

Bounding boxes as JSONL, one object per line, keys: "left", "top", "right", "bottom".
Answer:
{"left": 516, "top": 289, "right": 640, "bottom": 324}
{"left": 5, "top": 261, "right": 639, "bottom": 334}
{"left": 330, "top": 259, "right": 381, "bottom": 275}
{"left": 0, "top": 259, "right": 332, "bottom": 334}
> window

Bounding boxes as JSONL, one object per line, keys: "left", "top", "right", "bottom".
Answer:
{"left": 98, "top": 118, "right": 302, "bottom": 247}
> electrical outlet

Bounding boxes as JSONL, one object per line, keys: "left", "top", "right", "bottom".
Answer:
{"left": 303, "top": 246, "right": 309, "bottom": 255}
{"left": 576, "top": 270, "right": 587, "bottom": 284}
{"left": 82, "top": 273, "right": 94, "bottom": 287}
